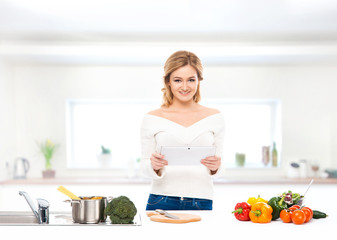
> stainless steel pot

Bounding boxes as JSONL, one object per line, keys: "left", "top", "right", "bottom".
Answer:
{"left": 66, "top": 196, "right": 108, "bottom": 224}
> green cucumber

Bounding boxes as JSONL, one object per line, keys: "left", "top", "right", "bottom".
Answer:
{"left": 313, "top": 210, "right": 327, "bottom": 219}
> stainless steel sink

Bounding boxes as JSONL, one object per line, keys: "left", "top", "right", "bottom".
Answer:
{"left": 0, "top": 211, "right": 142, "bottom": 226}
{"left": 1, "top": 191, "right": 141, "bottom": 226}
{"left": 0, "top": 211, "right": 71, "bottom": 225}
{"left": 0, "top": 211, "right": 39, "bottom": 224}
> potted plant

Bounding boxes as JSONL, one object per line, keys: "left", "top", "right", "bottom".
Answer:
{"left": 38, "top": 139, "right": 59, "bottom": 178}
{"left": 96, "top": 145, "right": 112, "bottom": 167}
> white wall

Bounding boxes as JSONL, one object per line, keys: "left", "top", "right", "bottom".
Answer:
{"left": 0, "top": 61, "right": 15, "bottom": 180}
{"left": 203, "top": 65, "right": 337, "bottom": 177}
{"left": 9, "top": 65, "right": 163, "bottom": 178}
{"left": 4, "top": 63, "right": 336, "bottom": 179}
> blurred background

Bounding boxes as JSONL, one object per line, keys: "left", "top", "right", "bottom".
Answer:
{"left": 1, "top": 0, "right": 337, "bottom": 181}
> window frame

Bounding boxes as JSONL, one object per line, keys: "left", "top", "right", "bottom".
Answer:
{"left": 66, "top": 98, "right": 281, "bottom": 169}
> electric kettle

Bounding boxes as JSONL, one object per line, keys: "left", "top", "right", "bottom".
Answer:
{"left": 13, "top": 157, "right": 30, "bottom": 179}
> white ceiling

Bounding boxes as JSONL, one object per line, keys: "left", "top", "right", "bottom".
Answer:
{"left": 1, "top": 0, "right": 337, "bottom": 42}
{"left": 1, "top": 0, "right": 337, "bottom": 65}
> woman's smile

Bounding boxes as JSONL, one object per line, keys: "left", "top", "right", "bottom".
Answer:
{"left": 169, "top": 65, "right": 199, "bottom": 103}
{"left": 178, "top": 90, "right": 191, "bottom": 96}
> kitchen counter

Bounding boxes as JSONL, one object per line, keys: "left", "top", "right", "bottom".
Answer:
{"left": 1, "top": 179, "right": 336, "bottom": 239}
{"left": 0, "top": 208, "right": 335, "bottom": 239}
{"left": 1, "top": 177, "right": 337, "bottom": 185}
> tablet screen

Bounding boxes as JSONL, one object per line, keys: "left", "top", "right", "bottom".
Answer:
{"left": 160, "top": 146, "right": 216, "bottom": 166}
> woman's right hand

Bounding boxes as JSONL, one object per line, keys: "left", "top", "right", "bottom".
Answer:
{"left": 150, "top": 152, "right": 168, "bottom": 172}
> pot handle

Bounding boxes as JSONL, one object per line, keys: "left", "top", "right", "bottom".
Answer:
{"left": 63, "top": 199, "right": 82, "bottom": 208}
{"left": 71, "top": 201, "right": 82, "bottom": 208}
{"left": 107, "top": 196, "right": 114, "bottom": 202}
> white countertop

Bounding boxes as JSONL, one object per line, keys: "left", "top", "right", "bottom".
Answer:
{"left": 0, "top": 209, "right": 335, "bottom": 240}
{"left": 1, "top": 177, "right": 336, "bottom": 239}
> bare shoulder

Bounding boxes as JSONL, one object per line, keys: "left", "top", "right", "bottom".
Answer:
{"left": 206, "top": 107, "right": 221, "bottom": 115}
{"left": 198, "top": 105, "right": 221, "bottom": 115}
{"left": 147, "top": 108, "right": 164, "bottom": 117}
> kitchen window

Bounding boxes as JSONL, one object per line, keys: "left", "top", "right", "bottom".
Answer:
{"left": 66, "top": 99, "right": 281, "bottom": 169}
{"left": 205, "top": 99, "right": 281, "bottom": 168}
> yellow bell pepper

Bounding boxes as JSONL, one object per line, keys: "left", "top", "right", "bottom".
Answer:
{"left": 249, "top": 202, "right": 273, "bottom": 223}
{"left": 247, "top": 195, "right": 268, "bottom": 205}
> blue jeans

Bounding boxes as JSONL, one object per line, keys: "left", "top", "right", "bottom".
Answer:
{"left": 146, "top": 194, "right": 213, "bottom": 211}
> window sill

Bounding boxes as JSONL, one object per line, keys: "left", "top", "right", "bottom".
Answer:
{"left": 1, "top": 177, "right": 336, "bottom": 185}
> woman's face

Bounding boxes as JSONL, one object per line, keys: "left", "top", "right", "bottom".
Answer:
{"left": 169, "top": 65, "right": 199, "bottom": 104}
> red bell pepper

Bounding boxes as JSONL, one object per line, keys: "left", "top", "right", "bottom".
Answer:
{"left": 232, "top": 202, "right": 251, "bottom": 221}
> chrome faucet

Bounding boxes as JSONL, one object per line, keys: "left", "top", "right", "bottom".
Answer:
{"left": 19, "top": 191, "right": 49, "bottom": 224}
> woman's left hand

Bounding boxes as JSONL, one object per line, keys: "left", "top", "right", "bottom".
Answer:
{"left": 201, "top": 156, "right": 221, "bottom": 173}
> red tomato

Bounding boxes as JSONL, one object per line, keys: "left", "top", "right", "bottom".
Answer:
{"left": 291, "top": 210, "right": 306, "bottom": 225}
{"left": 302, "top": 207, "right": 313, "bottom": 223}
{"left": 288, "top": 205, "right": 301, "bottom": 211}
{"left": 280, "top": 209, "right": 292, "bottom": 223}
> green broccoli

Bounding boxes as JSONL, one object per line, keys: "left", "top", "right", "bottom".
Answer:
{"left": 105, "top": 196, "right": 137, "bottom": 224}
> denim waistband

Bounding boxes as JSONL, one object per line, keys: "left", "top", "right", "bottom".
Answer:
{"left": 151, "top": 194, "right": 211, "bottom": 202}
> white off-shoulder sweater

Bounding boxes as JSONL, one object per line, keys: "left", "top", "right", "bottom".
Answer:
{"left": 140, "top": 112, "right": 225, "bottom": 200}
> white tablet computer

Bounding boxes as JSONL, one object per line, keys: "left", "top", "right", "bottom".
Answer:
{"left": 160, "top": 146, "right": 216, "bottom": 166}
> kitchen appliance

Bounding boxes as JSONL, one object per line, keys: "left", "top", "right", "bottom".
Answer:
{"left": 325, "top": 169, "right": 337, "bottom": 178}
{"left": 287, "top": 162, "right": 300, "bottom": 178}
{"left": 65, "top": 196, "right": 108, "bottom": 224}
{"left": 299, "top": 159, "right": 309, "bottom": 178}
{"left": 13, "top": 157, "right": 30, "bottom": 179}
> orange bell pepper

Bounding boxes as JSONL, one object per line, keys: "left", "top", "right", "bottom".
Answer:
{"left": 249, "top": 202, "right": 273, "bottom": 223}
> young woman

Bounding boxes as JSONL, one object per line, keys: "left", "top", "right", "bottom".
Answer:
{"left": 140, "top": 50, "right": 225, "bottom": 210}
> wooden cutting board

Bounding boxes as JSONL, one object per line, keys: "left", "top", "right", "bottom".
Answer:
{"left": 147, "top": 212, "right": 201, "bottom": 223}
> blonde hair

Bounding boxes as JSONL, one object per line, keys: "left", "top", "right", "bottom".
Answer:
{"left": 161, "top": 50, "right": 203, "bottom": 107}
